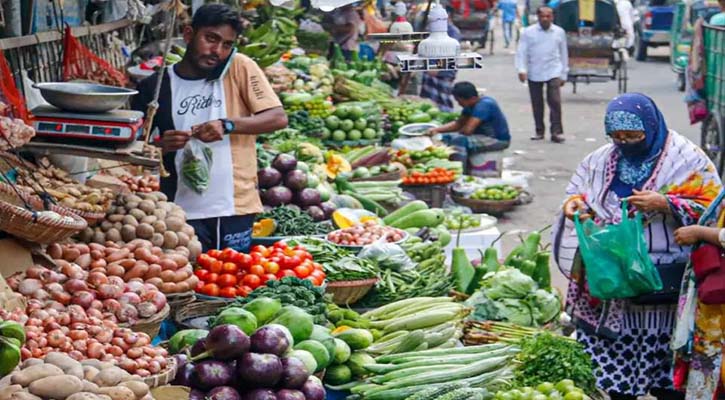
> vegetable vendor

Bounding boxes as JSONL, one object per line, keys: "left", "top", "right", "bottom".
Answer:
{"left": 552, "top": 93, "right": 722, "bottom": 400}
{"left": 132, "top": 4, "right": 288, "bottom": 253}
{"left": 427, "top": 81, "right": 510, "bottom": 171}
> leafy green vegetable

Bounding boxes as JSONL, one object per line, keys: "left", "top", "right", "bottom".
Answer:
{"left": 514, "top": 332, "right": 596, "bottom": 394}
{"left": 258, "top": 127, "right": 322, "bottom": 154}
{"left": 484, "top": 269, "right": 537, "bottom": 300}
{"left": 214, "top": 277, "right": 327, "bottom": 324}
{"left": 530, "top": 289, "right": 561, "bottom": 325}
{"left": 258, "top": 206, "right": 333, "bottom": 236}
{"left": 181, "top": 140, "right": 213, "bottom": 194}
{"left": 465, "top": 268, "right": 561, "bottom": 327}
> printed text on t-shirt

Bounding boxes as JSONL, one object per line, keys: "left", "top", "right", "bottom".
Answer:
{"left": 177, "top": 93, "right": 223, "bottom": 116}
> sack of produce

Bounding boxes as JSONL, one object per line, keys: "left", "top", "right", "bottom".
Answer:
{"left": 181, "top": 138, "right": 213, "bottom": 194}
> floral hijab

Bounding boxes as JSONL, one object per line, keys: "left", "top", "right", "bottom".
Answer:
{"left": 604, "top": 93, "right": 670, "bottom": 197}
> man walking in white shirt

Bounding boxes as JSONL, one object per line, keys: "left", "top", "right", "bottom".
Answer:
{"left": 515, "top": 6, "right": 568, "bottom": 143}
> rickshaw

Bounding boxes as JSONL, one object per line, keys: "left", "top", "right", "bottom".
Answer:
{"left": 670, "top": 0, "right": 721, "bottom": 91}
{"left": 523, "top": 0, "right": 548, "bottom": 26}
{"left": 449, "top": 0, "right": 496, "bottom": 53}
{"left": 700, "top": 23, "right": 725, "bottom": 176}
{"left": 554, "top": 0, "right": 629, "bottom": 93}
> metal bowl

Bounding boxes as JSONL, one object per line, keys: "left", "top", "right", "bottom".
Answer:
{"left": 33, "top": 82, "right": 138, "bottom": 113}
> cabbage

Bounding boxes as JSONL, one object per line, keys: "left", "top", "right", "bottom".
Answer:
{"left": 494, "top": 299, "right": 535, "bottom": 326}
{"left": 530, "top": 289, "right": 562, "bottom": 325}
{"left": 483, "top": 268, "right": 537, "bottom": 300}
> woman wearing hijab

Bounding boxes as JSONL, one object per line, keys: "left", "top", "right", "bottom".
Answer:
{"left": 552, "top": 93, "right": 722, "bottom": 400}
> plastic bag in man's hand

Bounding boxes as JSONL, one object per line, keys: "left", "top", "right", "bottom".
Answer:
{"left": 358, "top": 237, "right": 416, "bottom": 272}
{"left": 181, "top": 138, "right": 213, "bottom": 194}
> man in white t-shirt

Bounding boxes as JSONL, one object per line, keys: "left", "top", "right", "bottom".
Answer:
{"left": 132, "top": 4, "right": 288, "bottom": 253}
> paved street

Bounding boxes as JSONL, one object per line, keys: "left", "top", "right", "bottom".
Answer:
{"left": 456, "top": 28, "right": 692, "bottom": 292}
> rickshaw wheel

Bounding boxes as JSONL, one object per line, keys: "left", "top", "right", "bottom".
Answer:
{"left": 701, "top": 113, "right": 725, "bottom": 177}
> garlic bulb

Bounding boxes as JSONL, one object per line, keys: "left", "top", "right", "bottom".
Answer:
{"left": 417, "top": 3, "right": 460, "bottom": 58}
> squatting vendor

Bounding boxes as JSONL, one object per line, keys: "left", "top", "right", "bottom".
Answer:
{"left": 427, "top": 81, "right": 511, "bottom": 171}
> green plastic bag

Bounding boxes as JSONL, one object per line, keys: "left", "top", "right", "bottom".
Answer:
{"left": 574, "top": 200, "right": 663, "bottom": 300}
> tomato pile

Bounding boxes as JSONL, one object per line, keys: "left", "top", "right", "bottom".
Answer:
{"left": 194, "top": 241, "right": 326, "bottom": 298}
{"left": 402, "top": 168, "right": 456, "bottom": 185}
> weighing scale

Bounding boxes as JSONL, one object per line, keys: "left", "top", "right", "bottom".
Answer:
{"left": 31, "top": 105, "right": 144, "bottom": 146}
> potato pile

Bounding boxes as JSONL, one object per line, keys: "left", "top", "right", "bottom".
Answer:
{"left": 49, "top": 241, "right": 199, "bottom": 295}
{"left": 15, "top": 162, "right": 115, "bottom": 214}
{"left": 0, "top": 352, "right": 154, "bottom": 400}
{"left": 77, "top": 192, "right": 202, "bottom": 259}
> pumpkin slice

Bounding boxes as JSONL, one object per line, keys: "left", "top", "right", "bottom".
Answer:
{"left": 252, "top": 218, "right": 276, "bottom": 237}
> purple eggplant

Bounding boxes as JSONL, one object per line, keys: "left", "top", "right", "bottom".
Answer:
{"left": 301, "top": 376, "right": 325, "bottom": 400}
{"left": 250, "top": 325, "right": 290, "bottom": 356}
{"left": 237, "top": 352, "right": 283, "bottom": 388}
{"left": 208, "top": 386, "right": 241, "bottom": 400}
{"left": 195, "top": 324, "right": 250, "bottom": 361}
{"left": 279, "top": 357, "right": 309, "bottom": 389}
{"left": 193, "top": 360, "right": 234, "bottom": 390}
{"left": 241, "top": 389, "right": 276, "bottom": 400}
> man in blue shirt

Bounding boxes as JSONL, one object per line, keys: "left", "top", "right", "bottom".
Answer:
{"left": 428, "top": 82, "right": 510, "bottom": 170}
{"left": 498, "top": 0, "right": 519, "bottom": 48}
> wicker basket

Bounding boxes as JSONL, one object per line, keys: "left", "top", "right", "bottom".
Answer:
{"left": 325, "top": 278, "right": 379, "bottom": 305}
{"left": 451, "top": 194, "right": 518, "bottom": 215}
{"left": 401, "top": 184, "right": 449, "bottom": 208}
{"left": 166, "top": 291, "right": 197, "bottom": 318}
{"left": 119, "top": 304, "right": 170, "bottom": 338}
{"left": 70, "top": 209, "right": 107, "bottom": 226}
{"left": 143, "top": 356, "right": 178, "bottom": 389}
{"left": 0, "top": 183, "right": 87, "bottom": 244}
{"left": 175, "top": 300, "right": 229, "bottom": 330}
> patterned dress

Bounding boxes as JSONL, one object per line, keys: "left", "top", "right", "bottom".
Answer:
{"left": 673, "top": 191, "right": 725, "bottom": 400}
{"left": 552, "top": 130, "right": 721, "bottom": 396}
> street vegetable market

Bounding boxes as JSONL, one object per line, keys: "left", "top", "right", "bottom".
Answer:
{"left": 0, "top": 0, "right": 639, "bottom": 399}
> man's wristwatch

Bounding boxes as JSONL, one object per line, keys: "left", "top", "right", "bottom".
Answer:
{"left": 220, "top": 119, "right": 235, "bottom": 134}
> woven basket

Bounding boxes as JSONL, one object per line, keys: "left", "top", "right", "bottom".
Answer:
{"left": 175, "top": 300, "right": 229, "bottom": 330}
{"left": 401, "top": 184, "right": 449, "bottom": 208}
{"left": 451, "top": 194, "right": 518, "bottom": 215}
{"left": 143, "top": 356, "right": 177, "bottom": 389}
{"left": 0, "top": 183, "right": 87, "bottom": 244}
{"left": 119, "top": 304, "right": 170, "bottom": 338}
{"left": 70, "top": 209, "right": 107, "bottom": 226}
{"left": 325, "top": 278, "right": 379, "bottom": 305}
{"left": 166, "top": 291, "right": 197, "bottom": 318}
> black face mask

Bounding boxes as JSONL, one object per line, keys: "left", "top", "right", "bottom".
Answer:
{"left": 616, "top": 139, "right": 649, "bottom": 158}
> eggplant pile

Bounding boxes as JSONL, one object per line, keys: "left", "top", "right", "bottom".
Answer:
{"left": 173, "top": 324, "right": 325, "bottom": 400}
{"left": 258, "top": 154, "right": 333, "bottom": 222}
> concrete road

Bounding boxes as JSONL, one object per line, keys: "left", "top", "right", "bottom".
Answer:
{"left": 456, "top": 30, "right": 693, "bottom": 292}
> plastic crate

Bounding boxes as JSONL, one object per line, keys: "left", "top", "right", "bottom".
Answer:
{"left": 401, "top": 184, "right": 448, "bottom": 208}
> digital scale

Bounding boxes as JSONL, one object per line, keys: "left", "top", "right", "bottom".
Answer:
{"left": 31, "top": 105, "right": 144, "bottom": 146}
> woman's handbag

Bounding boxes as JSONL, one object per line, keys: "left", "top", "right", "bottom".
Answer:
{"left": 691, "top": 243, "right": 725, "bottom": 304}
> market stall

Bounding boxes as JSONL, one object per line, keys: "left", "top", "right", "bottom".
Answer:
{"left": 0, "top": 1, "right": 601, "bottom": 400}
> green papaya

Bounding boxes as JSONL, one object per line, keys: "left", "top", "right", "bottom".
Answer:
{"left": 168, "top": 329, "right": 208, "bottom": 354}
